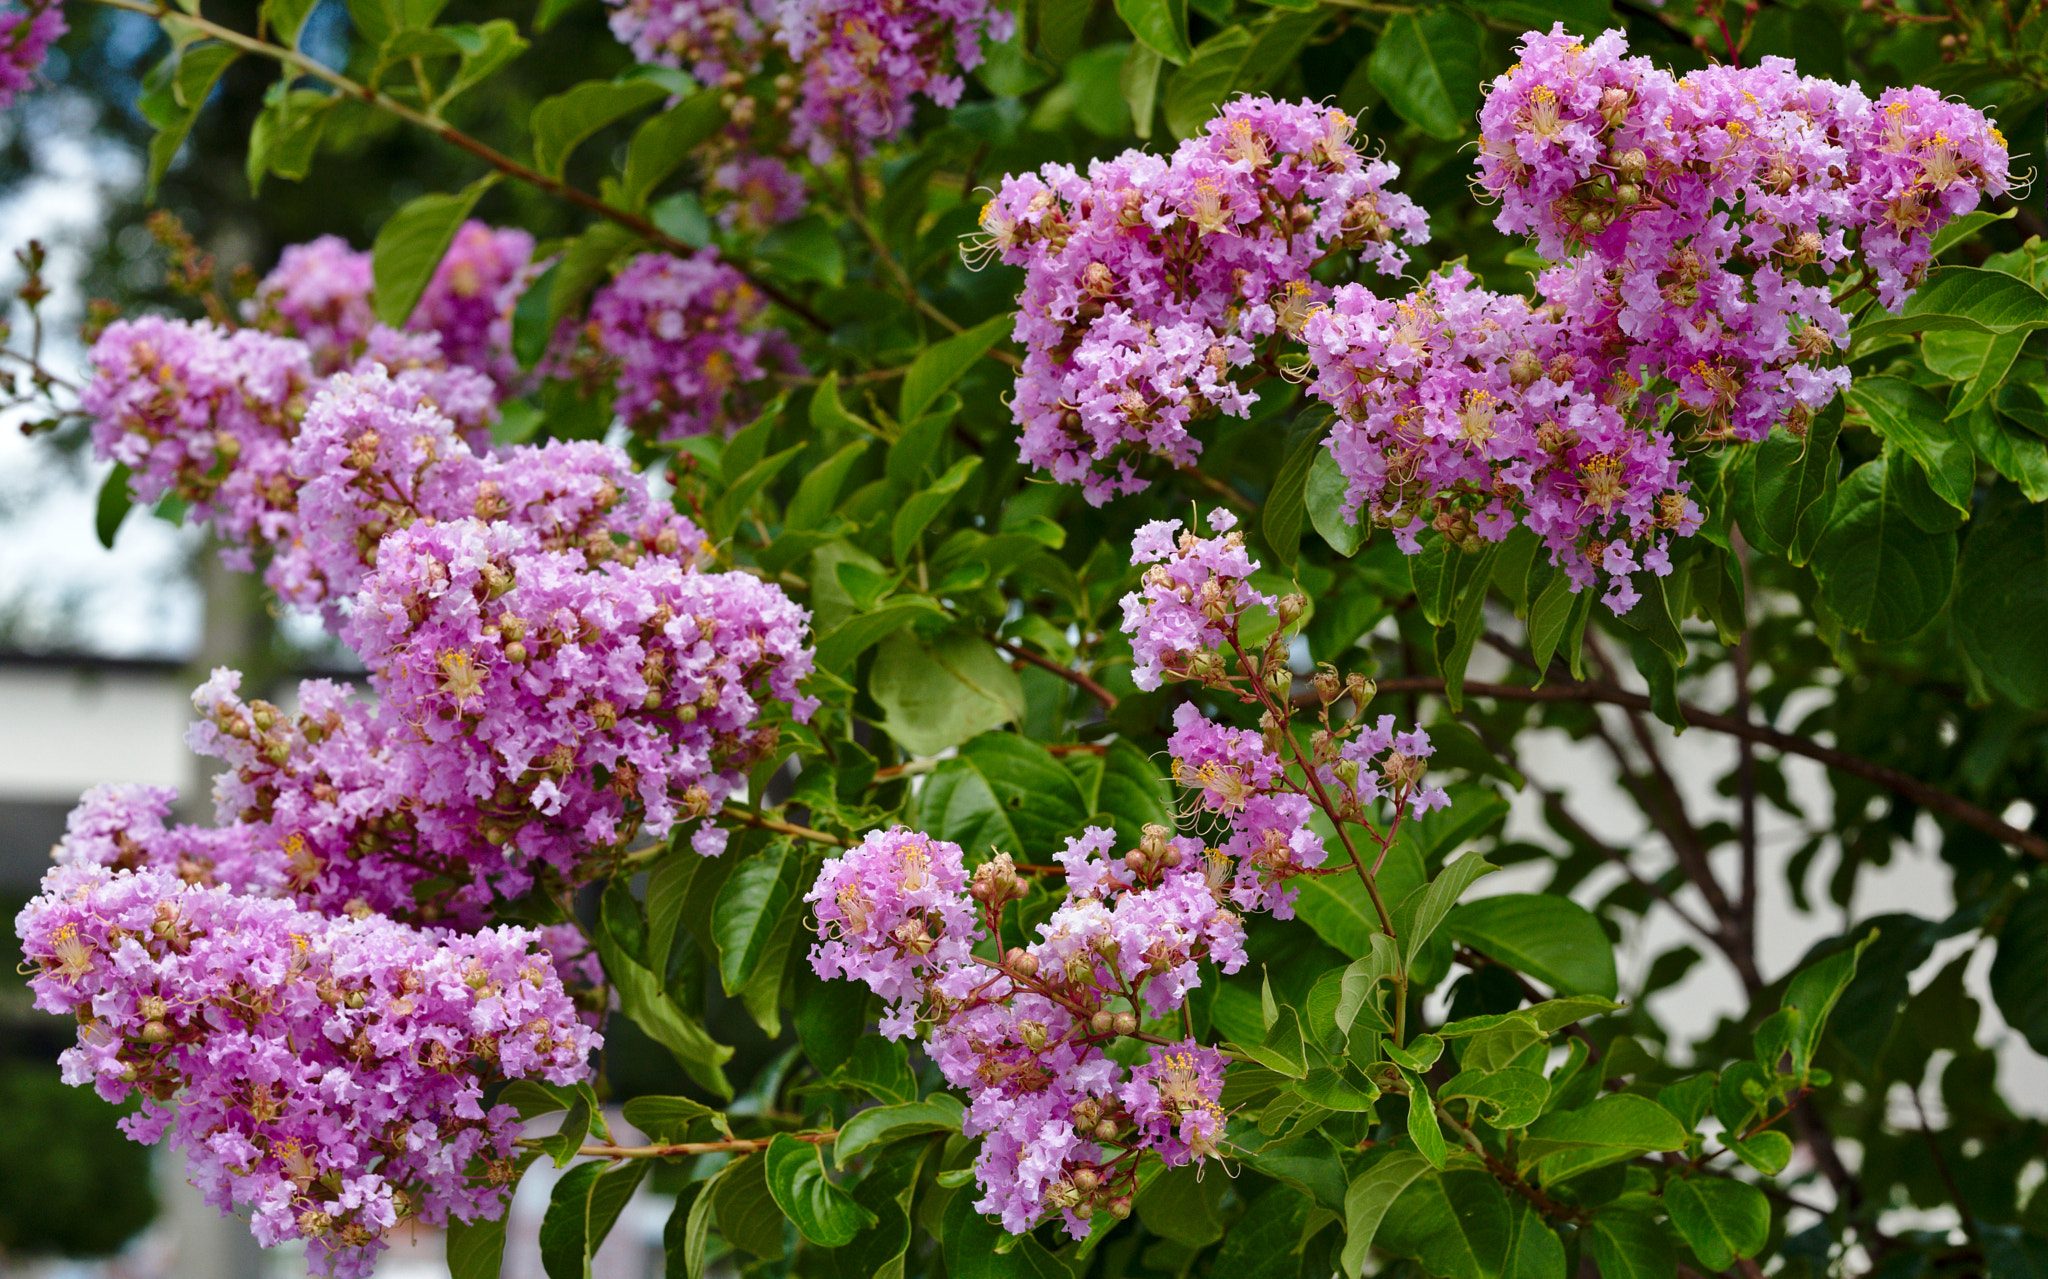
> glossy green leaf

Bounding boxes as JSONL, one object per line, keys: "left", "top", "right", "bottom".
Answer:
{"left": 1520, "top": 1094, "right": 1688, "bottom": 1179}
{"left": 1402, "top": 1068, "right": 1448, "bottom": 1169}
{"left": 1850, "top": 377, "right": 1974, "bottom": 513}
{"left": 917, "top": 732, "right": 1091, "bottom": 856}
{"left": 1340, "top": 1150, "right": 1433, "bottom": 1279}
{"left": 1369, "top": 9, "right": 1483, "bottom": 139}
{"left": 764, "top": 1134, "right": 876, "bottom": 1247}
{"left": 1856, "top": 266, "right": 2048, "bottom": 339}
{"left": 1441, "top": 1068, "right": 1550, "bottom": 1130}
{"left": 710, "top": 1154, "right": 785, "bottom": 1260}
{"left": 531, "top": 76, "right": 668, "bottom": 180}
{"left": 711, "top": 839, "right": 799, "bottom": 994}
{"left": 1955, "top": 499, "right": 2048, "bottom": 708}
{"left": 871, "top": 630, "right": 1029, "bottom": 756}
{"left": 540, "top": 1160, "right": 648, "bottom": 1279}
{"left": 1445, "top": 893, "right": 1618, "bottom": 999}
{"left": 447, "top": 1212, "right": 510, "bottom": 1279}
{"left": 1586, "top": 1208, "right": 1676, "bottom": 1279}
{"left": 1122, "top": 41, "right": 1163, "bottom": 137}
{"left": 1664, "top": 1176, "right": 1769, "bottom": 1271}
{"left": 940, "top": 1183, "right": 1071, "bottom": 1278}
{"left": 1810, "top": 461, "right": 1956, "bottom": 643}
{"left": 1136, "top": 1161, "right": 1228, "bottom": 1246}
{"left": 1264, "top": 415, "right": 1334, "bottom": 570}
{"left": 619, "top": 91, "right": 723, "bottom": 209}
{"left": 757, "top": 215, "right": 845, "bottom": 287}
{"left": 138, "top": 44, "right": 240, "bottom": 198}
{"left": 893, "top": 456, "right": 982, "bottom": 563}
{"left": 1307, "top": 448, "right": 1365, "bottom": 556}
{"left": 1735, "top": 401, "right": 1840, "bottom": 563}
{"left": 598, "top": 930, "right": 733, "bottom": 1099}
{"left": 901, "top": 314, "right": 1011, "bottom": 424}
{"left": 1401, "top": 853, "right": 1498, "bottom": 972}
{"left": 1162, "top": 26, "right": 1252, "bottom": 138}
{"left": 95, "top": 465, "right": 133, "bottom": 550}
{"left": 1113, "top": 0, "right": 1191, "bottom": 63}
{"left": 620, "top": 1095, "right": 717, "bottom": 1143}
{"left": 371, "top": 175, "right": 498, "bottom": 327}
{"left": 835, "top": 1096, "right": 966, "bottom": 1161}
{"left": 1376, "top": 1168, "right": 1513, "bottom": 1279}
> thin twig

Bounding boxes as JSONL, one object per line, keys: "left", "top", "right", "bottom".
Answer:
{"left": 1365, "top": 676, "right": 2048, "bottom": 864}
{"left": 536, "top": 1131, "right": 837, "bottom": 1160}
{"left": 989, "top": 636, "right": 1119, "bottom": 710}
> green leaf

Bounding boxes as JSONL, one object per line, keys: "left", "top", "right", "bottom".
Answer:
{"left": 1121, "top": 42, "right": 1163, "bottom": 137}
{"left": 447, "top": 1213, "right": 510, "bottom": 1279}
{"left": 835, "top": 1096, "right": 966, "bottom": 1161}
{"left": 1855, "top": 266, "right": 2048, "bottom": 340}
{"left": 619, "top": 91, "right": 723, "bottom": 209}
{"left": 431, "top": 20, "right": 527, "bottom": 111}
{"left": 764, "top": 1134, "right": 876, "bottom": 1247}
{"left": 1250, "top": 1003, "right": 1310, "bottom": 1078}
{"left": 757, "top": 216, "right": 845, "bottom": 287}
{"left": 1216, "top": 1182, "right": 1313, "bottom": 1278}
{"left": 533, "top": 0, "right": 586, "bottom": 31}
{"left": 941, "top": 1181, "right": 1071, "bottom": 1278}
{"left": 531, "top": 76, "right": 669, "bottom": 180}
{"left": 871, "top": 631, "right": 1028, "bottom": 758}
{"left": 711, "top": 839, "right": 799, "bottom": 995}
{"left": 533, "top": 1091, "right": 594, "bottom": 1167}
{"left": 1340, "top": 1150, "right": 1433, "bottom": 1279}
{"left": 665, "top": 1179, "right": 711, "bottom": 1279}
{"left": 1445, "top": 894, "right": 1618, "bottom": 999}
{"left": 1368, "top": 9, "right": 1483, "bottom": 139}
{"left": 372, "top": 175, "right": 498, "bottom": 327}
{"left": 1264, "top": 415, "right": 1334, "bottom": 570}
{"left": 95, "top": 464, "right": 134, "bottom": 549}
{"left": 1735, "top": 401, "right": 1841, "bottom": 563}
{"left": 1850, "top": 377, "right": 1974, "bottom": 513}
{"left": 138, "top": 44, "right": 240, "bottom": 198}
{"left": 1519, "top": 1094, "right": 1687, "bottom": 1180}
{"left": 916, "top": 732, "right": 1093, "bottom": 858}
{"left": 1307, "top": 448, "right": 1364, "bottom": 556}
{"left": 1163, "top": 26, "right": 1252, "bottom": 138}
{"left": 1991, "top": 885, "right": 2048, "bottom": 1055}
{"left": 1810, "top": 460, "right": 1957, "bottom": 643}
{"left": 1504, "top": 1195, "right": 1568, "bottom": 1279}
{"left": 540, "top": 1161, "right": 649, "bottom": 1279}
{"left": 1136, "top": 1161, "right": 1228, "bottom": 1246}
{"left": 1718, "top": 1131, "right": 1787, "bottom": 1177}
{"left": 1956, "top": 499, "right": 2048, "bottom": 708}
{"left": 598, "top": 931, "right": 734, "bottom": 1099}
{"left": 1884, "top": 444, "right": 1969, "bottom": 534}
{"left": 1781, "top": 927, "right": 1876, "bottom": 1079}
{"left": 1585, "top": 1208, "right": 1676, "bottom": 1279}
{"left": 786, "top": 440, "right": 870, "bottom": 532}
{"left": 893, "top": 456, "right": 982, "bottom": 563}
{"left": 834, "top": 1036, "right": 917, "bottom": 1105}
{"left": 262, "top": 0, "right": 321, "bottom": 46}
{"left": 710, "top": 1155, "right": 786, "bottom": 1260}
{"left": 1664, "top": 1177, "right": 1769, "bottom": 1272}
{"left": 621, "top": 1095, "right": 718, "bottom": 1143}
{"left": 246, "top": 88, "right": 335, "bottom": 195}
{"left": 814, "top": 599, "right": 945, "bottom": 674}
{"left": 1402, "top": 853, "right": 1498, "bottom": 972}
{"left": 1114, "top": 0, "right": 1191, "bottom": 63}
{"left": 1376, "top": 1168, "right": 1513, "bottom": 1279}
{"left": 901, "top": 315, "right": 1012, "bottom": 424}
{"left": 1402, "top": 1069, "right": 1448, "bottom": 1169}
{"left": 1440, "top": 1069, "right": 1550, "bottom": 1130}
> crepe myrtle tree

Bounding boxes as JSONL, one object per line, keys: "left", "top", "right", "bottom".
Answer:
{"left": 4, "top": 0, "right": 2047, "bottom": 1273}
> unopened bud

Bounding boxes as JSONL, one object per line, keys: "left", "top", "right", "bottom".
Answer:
{"left": 1108, "top": 1196, "right": 1133, "bottom": 1220}
{"left": 1072, "top": 1167, "right": 1101, "bottom": 1192}
{"left": 1509, "top": 349, "right": 1542, "bottom": 387}
{"left": 1162, "top": 846, "right": 1183, "bottom": 869}
{"left": 140, "top": 1020, "right": 171, "bottom": 1044}
{"left": 1111, "top": 1011, "right": 1138, "bottom": 1036}
{"left": 1276, "top": 593, "right": 1308, "bottom": 625}
{"left": 1124, "top": 850, "right": 1148, "bottom": 874}
{"left": 504, "top": 641, "right": 528, "bottom": 664}
{"left": 1095, "top": 1118, "right": 1120, "bottom": 1141}
{"left": 1090, "top": 1010, "right": 1115, "bottom": 1035}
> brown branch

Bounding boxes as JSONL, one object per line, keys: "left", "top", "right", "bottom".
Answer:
{"left": 561, "top": 1131, "right": 836, "bottom": 1159}
{"left": 989, "top": 636, "right": 1118, "bottom": 710}
{"left": 723, "top": 803, "right": 852, "bottom": 848}
{"left": 1369, "top": 676, "right": 2048, "bottom": 863}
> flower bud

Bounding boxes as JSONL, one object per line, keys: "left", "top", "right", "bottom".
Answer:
{"left": 1124, "top": 850, "right": 1149, "bottom": 874}
{"left": 1108, "top": 1196, "right": 1133, "bottom": 1219}
{"left": 504, "top": 641, "right": 528, "bottom": 664}
{"left": 1090, "top": 1012, "right": 1115, "bottom": 1038}
{"left": 1072, "top": 1167, "right": 1101, "bottom": 1193}
{"left": 1111, "top": 1011, "right": 1138, "bottom": 1036}
{"left": 1095, "top": 1118, "right": 1120, "bottom": 1141}
{"left": 1162, "top": 846, "right": 1183, "bottom": 869}
{"left": 1508, "top": 349, "right": 1542, "bottom": 387}
{"left": 140, "top": 1020, "right": 171, "bottom": 1044}
{"left": 1263, "top": 663, "right": 1292, "bottom": 700}
{"left": 1276, "top": 593, "right": 1308, "bottom": 626}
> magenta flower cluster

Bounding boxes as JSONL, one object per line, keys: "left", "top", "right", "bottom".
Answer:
{"left": 806, "top": 826, "right": 1247, "bottom": 1236}
{"left": 14, "top": 862, "right": 596, "bottom": 1278}
{"left": 587, "top": 250, "right": 798, "bottom": 441}
{"left": 0, "top": 0, "right": 64, "bottom": 109}
{"left": 976, "top": 97, "right": 1428, "bottom": 504}
{"left": 603, "top": 0, "right": 1008, "bottom": 162}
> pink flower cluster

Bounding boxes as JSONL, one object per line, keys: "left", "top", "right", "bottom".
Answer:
{"left": 602, "top": 0, "right": 1008, "bottom": 161}
{"left": 1122, "top": 513, "right": 1449, "bottom": 915}
{"left": 14, "top": 862, "right": 597, "bottom": 1279}
{"left": 975, "top": 97, "right": 1428, "bottom": 503}
{"left": 246, "top": 225, "right": 538, "bottom": 385}
{"left": 1120, "top": 508, "right": 1274, "bottom": 690}
{"left": 771, "top": 0, "right": 1010, "bottom": 162}
{"left": 0, "top": 0, "right": 64, "bottom": 109}
{"left": 587, "top": 250, "right": 798, "bottom": 442}
{"left": 806, "top": 826, "right": 1247, "bottom": 1236}
{"left": 1478, "top": 28, "right": 2009, "bottom": 316}
{"left": 1299, "top": 266, "right": 1703, "bottom": 610}
{"left": 280, "top": 364, "right": 703, "bottom": 616}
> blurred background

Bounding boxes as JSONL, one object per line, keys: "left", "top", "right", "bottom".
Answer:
{"left": 1, "top": 0, "right": 2042, "bottom": 1275}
